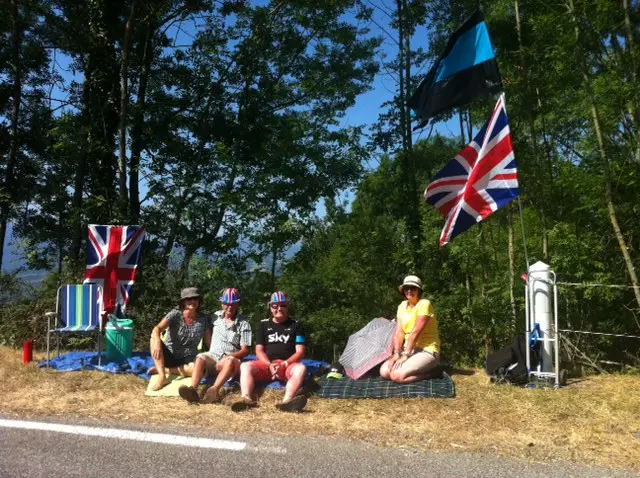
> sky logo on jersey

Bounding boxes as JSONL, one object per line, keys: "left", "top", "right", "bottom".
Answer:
{"left": 268, "top": 332, "right": 290, "bottom": 343}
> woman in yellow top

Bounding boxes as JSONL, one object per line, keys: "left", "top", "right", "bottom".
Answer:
{"left": 380, "top": 275, "right": 441, "bottom": 383}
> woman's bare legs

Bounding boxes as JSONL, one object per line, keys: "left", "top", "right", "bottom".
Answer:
{"left": 389, "top": 352, "right": 439, "bottom": 384}
{"left": 380, "top": 357, "right": 395, "bottom": 380}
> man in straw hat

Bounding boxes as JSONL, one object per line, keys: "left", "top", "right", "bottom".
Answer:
{"left": 380, "top": 275, "right": 441, "bottom": 383}
{"left": 178, "top": 288, "right": 252, "bottom": 404}
{"left": 231, "top": 291, "right": 308, "bottom": 412}
{"left": 149, "top": 287, "right": 211, "bottom": 391}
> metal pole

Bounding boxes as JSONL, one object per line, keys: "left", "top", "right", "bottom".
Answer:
{"left": 525, "top": 281, "right": 530, "bottom": 373}
{"left": 553, "top": 277, "right": 560, "bottom": 388}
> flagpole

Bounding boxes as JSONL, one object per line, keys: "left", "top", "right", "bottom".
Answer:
{"left": 501, "top": 92, "right": 531, "bottom": 271}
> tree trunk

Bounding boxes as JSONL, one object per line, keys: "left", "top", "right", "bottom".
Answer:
{"left": 465, "top": 259, "right": 471, "bottom": 309}
{"left": 162, "top": 207, "right": 184, "bottom": 270}
{"left": 622, "top": 0, "right": 640, "bottom": 161}
{"left": 594, "top": 106, "right": 640, "bottom": 310}
{"left": 458, "top": 110, "right": 466, "bottom": 145}
{"left": 396, "top": 0, "right": 407, "bottom": 152}
{"left": 622, "top": 0, "right": 638, "bottom": 112}
{"left": 180, "top": 247, "right": 195, "bottom": 280}
{"left": 515, "top": 0, "right": 549, "bottom": 261}
{"left": 569, "top": 0, "right": 640, "bottom": 311}
{"left": 118, "top": 0, "right": 137, "bottom": 218}
{"left": 271, "top": 244, "right": 278, "bottom": 290}
{"left": 402, "top": 0, "right": 412, "bottom": 152}
{"left": 129, "top": 18, "right": 154, "bottom": 224}
{"left": 0, "top": 0, "right": 23, "bottom": 271}
{"left": 70, "top": 129, "right": 87, "bottom": 263}
{"left": 85, "top": 0, "right": 120, "bottom": 223}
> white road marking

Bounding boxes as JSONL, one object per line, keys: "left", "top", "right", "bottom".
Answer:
{"left": 247, "top": 444, "right": 288, "bottom": 454}
{"left": 0, "top": 419, "right": 246, "bottom": 451}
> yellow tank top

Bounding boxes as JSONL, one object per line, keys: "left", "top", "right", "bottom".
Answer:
{"left": 397, "top": 298, "right": 440, "bottom": 354}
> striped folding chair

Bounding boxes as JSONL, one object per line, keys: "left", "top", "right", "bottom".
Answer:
{"left": 46, "top": 283, "right": 105, "bottom": 366}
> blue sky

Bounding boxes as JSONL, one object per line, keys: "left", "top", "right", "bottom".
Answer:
{"left": 2, "top": 3, "right": 464, "bottom": 273}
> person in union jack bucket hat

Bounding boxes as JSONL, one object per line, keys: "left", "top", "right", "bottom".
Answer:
{"left": 269, "top": 290, "right": 288, "bottom": 305}
{"left": 220, "top": 288, "right": 241, "bottom": 304}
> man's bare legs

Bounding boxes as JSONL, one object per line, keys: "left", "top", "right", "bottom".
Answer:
{"left": 202, "top": 357, "right": 240, "bottom": 403}
{"left": 238, "top": 361, "right": 258, "bottom": 402}
{"left": 282, "top": 363, "right": 306, "bottom": 403}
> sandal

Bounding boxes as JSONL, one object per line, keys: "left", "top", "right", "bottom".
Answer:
{"left": 201, "top": 386, "right": 226, "bottom": 404}
{"left": 276, "top": 394, "right": 307, "bottom": 412}
{"left": 178, "top": 385, "right": 200, "bottom": 403}
{"left": 230, "top": 396, "right": 257, "bottom": 413}
{"left": 150, "top": 376, "right": 169, "bottom": 392}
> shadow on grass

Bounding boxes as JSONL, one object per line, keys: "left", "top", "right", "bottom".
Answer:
{"left": 442, "top": 363, "right": 475, "bottom": 376}
{"left": 450, "top": 368, "right": 476, "bottom": 376}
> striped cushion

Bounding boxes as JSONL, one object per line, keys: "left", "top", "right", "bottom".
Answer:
{"left": 57, "top": 324, "right": 98, "bottom": 333}
{"left": 57, "top": 284, "right": 101, "bottom": 331}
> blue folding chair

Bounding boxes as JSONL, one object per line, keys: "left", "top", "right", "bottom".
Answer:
{"left": 46, "top": 283, "right": 105, "bottom": 366}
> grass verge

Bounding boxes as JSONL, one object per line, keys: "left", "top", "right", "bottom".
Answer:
{"left": 1, "top": 347, "right": 639, "bottom": 470}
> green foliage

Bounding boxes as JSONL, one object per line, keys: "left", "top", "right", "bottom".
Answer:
{"left": 1, "top": 0, "right": 639, "bottom": 370}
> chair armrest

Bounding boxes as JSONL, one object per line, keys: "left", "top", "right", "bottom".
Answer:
{"left": 45, "top": 311, "right": 56, "bottom": 332}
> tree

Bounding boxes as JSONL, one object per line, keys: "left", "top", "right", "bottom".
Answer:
{"left": 0, "top": 0, "right": 52, "bottom": 271}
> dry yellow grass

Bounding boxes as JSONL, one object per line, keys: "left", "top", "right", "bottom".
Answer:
{"left": 1, "top": 347, "right": 639, "bottom": 470}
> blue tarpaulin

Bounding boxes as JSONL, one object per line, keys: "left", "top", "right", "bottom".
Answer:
{"left": 39, "top": 353, "right": 329, "bottom": 390}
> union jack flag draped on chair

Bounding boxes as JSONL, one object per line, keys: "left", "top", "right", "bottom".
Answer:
{"left": 84, "top": 225, "right": 146, "bottom": 314}
{"left": 425, "top": 94, "right": 518, "bottom": 247}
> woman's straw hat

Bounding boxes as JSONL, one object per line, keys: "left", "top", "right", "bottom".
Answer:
{"left": 398, "top": 275, "right": 423, "bottom": 293}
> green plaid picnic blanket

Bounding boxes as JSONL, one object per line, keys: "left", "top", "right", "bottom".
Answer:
{"left": 316, "top": 373, "right": 455, "bottom": 399}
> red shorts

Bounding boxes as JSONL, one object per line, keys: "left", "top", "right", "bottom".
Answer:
{"left": 251, "top": 360, "right": 295, "bottom": 383}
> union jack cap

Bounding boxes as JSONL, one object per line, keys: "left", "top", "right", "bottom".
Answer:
{"left": 220, "top": 288, "right": 241, "bottom": 305}
{"left": 269, "top": 291, "right": 288, "bottom": 304}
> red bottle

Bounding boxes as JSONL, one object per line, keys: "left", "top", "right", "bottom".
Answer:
{"left": 23, "top": 340, "right": 33, "bottom": 364}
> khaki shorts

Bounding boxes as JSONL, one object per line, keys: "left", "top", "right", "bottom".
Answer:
{"left": 197, "top": 352, "right": 240, "bottom": 375}
{"left": 196, "top": 352, "right": 220, "bottom": 375}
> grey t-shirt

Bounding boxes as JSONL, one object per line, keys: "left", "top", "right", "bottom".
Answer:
{"left": 163, "top": 309, "right": 211, "bottom": 359}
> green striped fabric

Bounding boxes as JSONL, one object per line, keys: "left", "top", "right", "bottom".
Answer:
{"left": 72, "top": 284, "right": 84, "bottom": 330}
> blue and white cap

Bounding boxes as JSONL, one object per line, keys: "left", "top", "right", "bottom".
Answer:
{"left": 220, "top": 288, "right": 241, "bottom": 305}
{"left": 269, "top": 291, "right": 288, "bottom": 304}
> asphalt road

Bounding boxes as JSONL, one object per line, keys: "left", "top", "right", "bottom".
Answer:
{"left": 0, "top": 417, "right": 637, "bottom": 478}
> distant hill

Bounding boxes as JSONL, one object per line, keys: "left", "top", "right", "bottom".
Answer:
{"left": 1, "top": 223, "right": 48, "bottom": 285}
{"left": 2, "top": 223, "right": 24, "bottom": 273}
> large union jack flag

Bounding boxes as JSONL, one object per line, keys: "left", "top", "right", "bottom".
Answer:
{"left": 425, "top": 94, "right": 518, "bottom": 247}
{"left": 83, "top": 225, "right": 145, "bottom": 314}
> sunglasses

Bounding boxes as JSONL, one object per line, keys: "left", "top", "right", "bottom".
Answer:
{"left": 270, "top": 303, "right": 288, "bottom": 309}
{"left": 403, "top": 286, "right": 419, "bottom": 293}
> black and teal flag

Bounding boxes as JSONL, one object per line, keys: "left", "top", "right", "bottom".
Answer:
{"left": 407, "top": 10, "right": 503, "bottom": 125}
